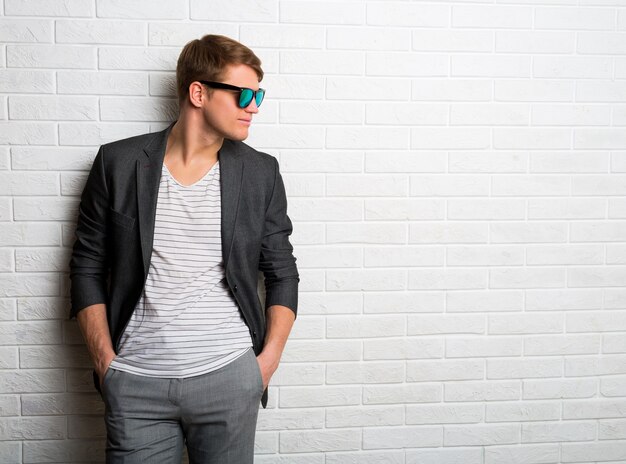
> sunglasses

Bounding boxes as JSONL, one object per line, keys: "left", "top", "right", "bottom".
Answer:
{"left": 199, "top": 80, "right": 265, "bottom": 108}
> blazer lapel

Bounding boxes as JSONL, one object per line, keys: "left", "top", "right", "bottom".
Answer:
{"left": 137, "top": 123, "right": 172, "bottom": 277}
{"left": 218, "top": 138, "right": 244, "bottom": 273}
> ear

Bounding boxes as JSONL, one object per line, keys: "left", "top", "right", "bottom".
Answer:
{"left": 188, "top": 81, "right": 206, "bottom": 108}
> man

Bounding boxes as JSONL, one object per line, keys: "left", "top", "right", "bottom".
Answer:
{"left": 69, "top": 34, "right": 299, "bottom": 463}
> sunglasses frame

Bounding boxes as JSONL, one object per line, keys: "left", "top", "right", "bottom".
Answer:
{"left": 198, "top": 80, "right": 265, "bottom": 108}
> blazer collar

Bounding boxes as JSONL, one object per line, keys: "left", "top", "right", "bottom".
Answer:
{"left": 136, "top": 121, "right": 244, "bottom": 276}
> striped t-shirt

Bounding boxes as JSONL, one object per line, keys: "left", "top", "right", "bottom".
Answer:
{"left": 109, "top": 159, "right": 253, "bottom": 377}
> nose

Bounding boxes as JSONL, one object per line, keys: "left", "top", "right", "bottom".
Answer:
{"left": 245, "top": 98, "right": 259, "bottom": 113}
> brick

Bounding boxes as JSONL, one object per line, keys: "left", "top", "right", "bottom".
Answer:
{"left": 408, "top": 314, "right": 484, "bottom": 335}
{"left": 368, "top": 52, "right": 447, "bottom": 77}
{"left": 564, "top": 399, "right": 626, "bottom": 420}
{"left": 282, "top": 340, "right": 360, "bottom": 362}
{"left": 409, "top": 223, "right": 488, "bottom": 244}
{"left": 279, "top": 386, "right": 360, "bottom": 408}
{"left": 525, "top": 334, "right": 601, "bottom": 355}
{"left": 326, "top": 406, "right": 403, "bottom": 428}
{"left": 327, "top": 269, "right": 406, "bottom": 291}
{"left": 411, "top": 127, "right": 490, "bottom": 149}
{"left": 452, "top": 55, "right": 530, "bottom": 78}
{"left": 282, "top": 151, "right": 361, "bottom": 173}
{"left": 604, "top": 334, "right": 626, "bottom": 354}
{"left": 149, "top": 23, "right": 236, "bottom": 46}
{"left": 0, "top": 300, "right": 17, "bottom": 321}
{"left": 21, "top": 393, "right": 102, "bottom": 416}
{"left": 495, "top": 128, "right": 571, "bottom": 149}
{"left": 7, "top": 44, "right": 95, "bottom": 69}
{"left": 258, "top": 408, "right": 324, "bottom": 431}
{"left": 485, "top": 444, "right": 559, "bottom": 464}
{"left": 362, "top": 425, "right": 442, "bottom": 449}
{"left": 408, "top": 448, "right": 483, "bottom": 464}
{"left": 452, "top": 4, "right": 531, "bottom": 28}
{"left": 0, "top": 395, "right": 20, "bottom": 416}
{"left": 280, "top": 429, "right": 361, "bottom": 453}
{"left": 366, "top": 152, "right": 446, "bottom": 173}
{"left": 326, "top": 361, "right": 404, "bottom": 384}
{"left": 571, "top": 223, "right": 626, "bottom": 243}
{"left": 328, "top": 174, "right": 406, "bottom": 196}
{"left": 270, "top": 363, "right": 324, "bottom": 387}
{"left": 327, "top": 223, "right": 406, "bottom": 244}
{"left": 281, "top": 50, "right": 363, "bottom": 75}
{"left": 0, "top": 274, "right": 59, "bottom": 298}
{"left": 413, "top": 79, "right": 491, "bottom": 102}
{"left": 56, "top": 20, "right": 145, "bottom": 45}
{"left": 601, "top": 377, "right": 626, "bottom": 398}
{"left": 283, "top": 101, "right": 363, "bottom": 124}
{"left": 0, "top": 249, "right": 13, "bottom": 271}
{"left": 409, "top": 269, "right": 488, "bottom": 290}
{"left": 367, "top": 3, "right": 448, "bottom": 27}
{"left": 18, "top": 297, "right": 69, "bottom": 320}
{"left": 364, "top": 292, "right": 445, "bottom": 314}
{"left": 0, "top": 348, "right": 18, "bottom": 369}
{"left": 0, "top": 417, "right": 66, "bottom": 440}
{"left": 250, "top": 126, "right": 324, "bottom": 149}
{"left": 0, "top": 224, "right": 59, "bottom": 246}
{"left": 447, "top": 290, "right": 523, "bottom": 313}
{"left": 449, "top": 152, "right": 528, "bottom": 173}
{"left": 98, "top": 47, "right": 179, "bottom": 71}
{"left": 607, "top": 244, "right": 626, "bottom": 264}
{"left": 523, "top": 378, "right": 597, "bottom": 400}
{"left": 100, "top": 97, "right": 178, "bottom": 121}
{"left": 566, "top": 355, "right": 626, "bottom": 377}
{"left": 328, "top": 451, "right": 403, "bottom": 464}
{"left": 526, "top": 289, "right": 602, "bottom": 311}
{"left": 0, "top": 370, "right": 65, "bottom": 393}
{"left": 363, "top": 246, "right": 443, "bottom": 267}
{"left": 363, "top": 338, "right": 443, "bottom": 360}
{"left": 328, "top": 27, "right": 409, "bottom": 51}
{"left": 0, "top": 19, "right": 52, "bottom": 43}
{"left": 607, "top": 289, "right": 626, "bottom": 309}
{"left": 413, "top": 29, "right": 492, "bottom": 52}
{"left": 296, "top": 246, "right": 361, "bottom": 269}
{"left": 573, "top": 175, "right": 626, "bottom": 195}
{"left": 410, "top": 174, "right": 489, "bottom": 196}
{"left": 577, "top": 81, "right": 626, "bottom": 102}
{"left": 534, "top": 56, "right": 612, "bottom": 78}
{"left": 58, "top": 71, "right": 146, "bottom": 95}
{"left": 567, "top": 311, "right": 626, "bottom": 333}
{"left": 576, "top": 129, "right": 626, "bottom": 149}
{"left": 490, "top": 222, "right": 567, "bottom": 244}
{"left": 528, "top": 198, "right": 606, "bottom": 220}
{"left": 0, "top": 122, "right": 56, "bottom": 145}
{"left": 490, "top": 357, "right": 564, "bottom": 379}
{"left": 535, "top": 6, "right": 615, "bottom": 30}
{"left": 406, "top": 404, "right": 483, "bottom": 425}
{"left": 497, "top": 31, "right": 575, "bottom": 53}
{"left": 367, "top": 102, "right": 446, "bottom": 125}
{"left": 444, "top": 424, "right": 519, "bottom": 446}
{"left": 451, "top": 103, "right": 529, "bottom": 126}
{"left": 299, "top": 292, "right": 362, "bottom": 315}
{"left": 0, "top": 321, "right": 61, "bottom": 344}
{"left": 445, "top": 381, "right": 520, "bottom": 402}
{"left": 363, "top": 384, "right": 441, "bottom": 405}
{"left": 532, "top": 104, "right": 610, "bottom": 126}
{"left": 9, "top": 95, "right": 97, "bottom": 121}
{"left": 598, "top": 419, "right": 626, "bottom": 439}
{"left": 486, "top": 401, "right": 560, "bottom": 422}
{"left": 58, "top": 122, "right": 149, "bottom": 146}
{"left": 448, "top": 199, "right": 525, "bottom": 220}
{"left": 447, "top": 245, "right": 524, "bottom": 265}
{"left": 5, "top": 0, "right": 93, "bottom": 16}
{"left": 495, "top": 79, "right": 574, "bottom": 102}
{"left": 0, "top": 172, "right": 58, "bottom": 195}
{"left": 447, "top": 337, "right": 522, "bottom": 358}
{"left": 407, "top": 360, "right": 485, "bottom": 382}
{"left": 98, "top": 0, "right": 187, "bottom": 19}
{"left": 23, "top": 439, "right": 106, "bottom": 463}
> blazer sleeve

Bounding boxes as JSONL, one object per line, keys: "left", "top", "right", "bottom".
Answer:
{"left": 259, "top": 156, "right": 299, "bottom": 317}
{"left": 68, "top": 145, "right": 110, "bottom": 319}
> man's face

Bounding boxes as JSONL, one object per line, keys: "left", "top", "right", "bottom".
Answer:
{"left": 200, "top": 63, "right": 260, "bottom": 142}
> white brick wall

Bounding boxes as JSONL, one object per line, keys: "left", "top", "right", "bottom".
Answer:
{"left": 1, "top": 1, "right": 626, "bottom": 463}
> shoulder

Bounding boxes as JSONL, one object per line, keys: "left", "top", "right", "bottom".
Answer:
{"left": 225, "top": 139, "right": 278, "bottom": 172}
{"left": 97, "top": 128, "right": 163, "bottom": 171}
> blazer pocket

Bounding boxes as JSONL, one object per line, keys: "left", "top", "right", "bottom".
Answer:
{"left": 109, "top": 208, "right": 136, "bottom": 231}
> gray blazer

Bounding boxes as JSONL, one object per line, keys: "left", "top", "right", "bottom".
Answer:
{"left": 69, "top": 122, "right": 299, "bottom": 407}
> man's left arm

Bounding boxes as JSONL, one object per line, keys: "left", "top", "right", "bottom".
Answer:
{"left": 257, "top": 156, "right": 299, "bottom": 388}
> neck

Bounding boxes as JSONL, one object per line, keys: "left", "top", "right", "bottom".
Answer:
{"left": 166, "top": 111, "right": 224, "bottom": 165}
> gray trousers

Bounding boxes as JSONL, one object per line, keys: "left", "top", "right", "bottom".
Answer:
{"left": 100, "top": 348, "right": 264, "bottom": 464}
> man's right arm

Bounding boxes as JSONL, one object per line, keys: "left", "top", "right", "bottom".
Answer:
{"left": 76, "top": 304, "right": 116, "bottom": 387}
